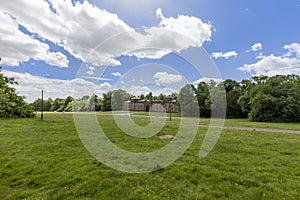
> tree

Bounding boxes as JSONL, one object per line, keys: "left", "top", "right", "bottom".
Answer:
{"left": 193, "top": 81, "right": 211, "bottom": 117}
{"left": 205, "top": 81, "right": 227, "bottom": 118}
{"left": 139, "top": 94, "right": 145, "bottom": 100}
{"left": 146, "top": 92, "right": 153, "bottom": 101}
{"left": 89, "top": 94, "right": 101, "bottom": 111}
{"left": 238, "top": 75, "right": 300, "bottom": 122}
{"left": 111, "top": 90, "right": 131, "bottom": 111}
{"left": 101, "top": 91, "right": 112, "bottom": 111}
{"left": 0, "top": 59, "right": 35, "bottom": 118}
{"left": 153, "top": 93, "right": 166, "bottom": 100}
{"left": 178, "top": 84, "right": 199, "bottom": 117}
{"left": 221, "top": 79, "right": 247, "bottom": 118}
{"left": 31, "top": 98, "right": 53, "bottom": 111}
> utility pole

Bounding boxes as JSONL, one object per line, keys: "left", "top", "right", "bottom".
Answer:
{"left": 41, "top": 90, "right": 44, "bottom": 120}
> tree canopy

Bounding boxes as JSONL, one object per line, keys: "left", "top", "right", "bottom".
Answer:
{"left": 0, "top": 60, "right": 35, "bottom": 118}
{"left": 238, "top": 75, "right": 300, "bottom": 122}
{"left": 27, "top": 72, "right": 299, "bottom": 122}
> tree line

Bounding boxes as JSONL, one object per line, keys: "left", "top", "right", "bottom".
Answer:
{"left": 30, "top": 74, "right": 300, "bottom": 122}
{"left": 1, "top": 61, "right": 299, "bottom": 122}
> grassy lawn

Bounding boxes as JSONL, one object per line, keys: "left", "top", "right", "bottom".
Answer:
{"left": 127, "top": 111, "right": 300, "bottom": 131}
{"left": 1, "top": 113, "right": 300, "bottom": 199}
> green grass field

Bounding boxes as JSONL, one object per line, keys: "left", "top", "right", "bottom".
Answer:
{"left": 130, "top": 111, "right": 300, "bottom": 130}
{"left": 1, "top": 113, "right": 300, "bottom": 199}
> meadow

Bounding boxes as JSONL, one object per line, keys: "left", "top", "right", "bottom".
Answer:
{"left": 0, "top": 112, "right": 300, "bottom": 199}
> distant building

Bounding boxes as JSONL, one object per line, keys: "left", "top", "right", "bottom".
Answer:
{"left": 123, "top": 98, "right": 178, "bottom": 113}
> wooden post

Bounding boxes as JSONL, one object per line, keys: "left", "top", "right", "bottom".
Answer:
{"left": 169, "top": 102, "right": 171, "bottom": 121}
{"left": 41, "top": 90, "right": 44, "bottom": 120}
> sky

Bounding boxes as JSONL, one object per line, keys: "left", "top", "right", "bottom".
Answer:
{"left": 0, "top": 0, "right": 300, "bottom": 102}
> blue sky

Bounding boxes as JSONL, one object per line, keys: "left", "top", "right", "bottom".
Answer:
{"left": 1, "top": 0, "right": 300, "bottom": 102}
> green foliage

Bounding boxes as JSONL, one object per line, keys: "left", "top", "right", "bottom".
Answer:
{"left": 194, "top": 82, "right": 211, "bottom": 117}
{"left": 101, "top": 91, "right": 112, "bottom": 111}
{"left": 31, "top": 95, "right": 102, "bottom": 112}
{"left": 238, "top": 75, "right": 300, "bottom": 122}
{"left": 178, "top": 84, "right": 199, "bottom": 117}
{"left": 0, "top": 63, "right": 35, "bottom": 118}
{"left": 27, "top": 74, "right": 299, "bottom": 122}
{"left": 111, "top": 89, "right": 131, "bottom": 111}
{"left": 153, "top": 93, "right": 166, "bottom": 100}
{"left": 31, "top": 98, "right": 53, "bottom": 111}
{"left": 222, "top": 79, "right": 247, "bottom": 118}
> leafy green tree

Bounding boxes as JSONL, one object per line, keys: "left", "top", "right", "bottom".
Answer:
{"left": 101, "top": 91, "right": 112, "bottom": 111}
{"left": 0, "top": 60, "right": 35, "bottom": 118}
{"left": 146, "top": 92, "right": 153, "bottom": 101}
{"left": 31, "top": 98, "right": 53, "bottom": 111}
{"left": 221, "top": 79, "right": 247, "bottom": 118}
{"left": 111, "top": 90, "right": 131, "bottom": 111}
{"left": 178, "top": 84, "right": 199, "bottom": 117}
{"left": 64, "top": 96, "right": 74, "bottom": 109}
{"left": 238, "top": 75, "right": 300, "bottom": 122}
{"left": 139, "top": 94, "right": 145, "bottom": 100}
{"left": 51, "top": 98, "right": 65, "bottom": 112}
{"left": 193, "top": 81, "right": 211, "bottom": 117}
{"left": 65, "top": 99, "right": 88, "bottom": 112}
{"left": 205, "top": 81, "right": 227, "bottom": 118}
{"left": 153, "top": 93, "right": 166, "bottom": 100}
{"left": 89, "top": 94, "right": 101, "bottom": 111}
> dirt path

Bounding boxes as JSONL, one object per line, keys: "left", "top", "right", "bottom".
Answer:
{"left": 148, "top": 119, "right": 300, "bottom": 135}
{"left": 198, "top": 124, "right": 300, "bottom": 134}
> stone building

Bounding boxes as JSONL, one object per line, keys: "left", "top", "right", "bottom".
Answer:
{"left": 123, "top": 98, "right": 178, "bottom": 113}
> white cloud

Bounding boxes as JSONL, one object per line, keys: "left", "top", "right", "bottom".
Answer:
{"left": 86, "top": 70, "right": 94, "bottom": 75}
{"left": 126, "top": 85, "right": 151, "bottom": 96}
{"left": 153, "top": 72, "right": 183, "bottom": 84}
{"left": 0, "top": 0, "right": 133, "bottom": 66}
{"left": 80, "top": 76, "right": 110, "bottom": 81}
{"left": 112, "top": 72, "right": 122, "bottom": 77}
{"left": 98, "top": 82, "right": 112, "bottom": 91}
{"left": 0, "top": 10, "right": 68, "bottom": 67}
{"left": 89, "top": 66, "right": 96, "bottom": 71}
{"left": 283, "top": 43, "right": 300, "bottom": 57}
{"left": 193, "top": 77, "right": 223, "bottom": 85}
{"left": 239, "top": 43, "right": 300, "bottom": 76}
{"left": 99, "top": 0, "right": 171, "bottom": 20}
{"left": 0, "top": 1, "right": 213, "bottom": 67}
{"left": 211, "top": 51, "right": 238, "bottom": 59}
{"left": 156, "top": 8, "right": 213, "bottom": 47}
{"left": 251, "top": 42, "right": 263, "bottom": 52}
{"left": 86, "top": 66, "right": 96, "bottom": 75}
{"left": 2, "top": 70, "right": 97, "bottom": 102}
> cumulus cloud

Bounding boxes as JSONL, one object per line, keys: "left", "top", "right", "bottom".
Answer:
{"left": 111, "top": 72, "right": 122, "bottom": 77}
{"left": 0, "top": 10, "right": 68, "bottom": 67}
{"left": 156, "top": 8, "right": 213, "bottom": 47}
{"left": 153, "top": 72, "right": 183, "bottom": 84}
{"left": 98, "top": 82, "right": 112, "bottom": 90}
{"left": 283, "top": 43, "right": 300, "bottom": 57}
{"left": 0, "top": 1, "right": 213, "bottom": 67}
{"left": 126, "top": 85, "right": 151, "bottom": 96}
{"left": 239, "top": 43, "right": 300, "bottom": 76}
{"left": 251, "top": 42, "right": 263, "bottom": 52}
{"left": 0, "top": 0, "right": 132, "bottom": 66}
{"left": 211, "top": 51, "right": 238, "bottom": 59}
{"left": 2, "top": 70, "right": 97, "bottom": 102}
